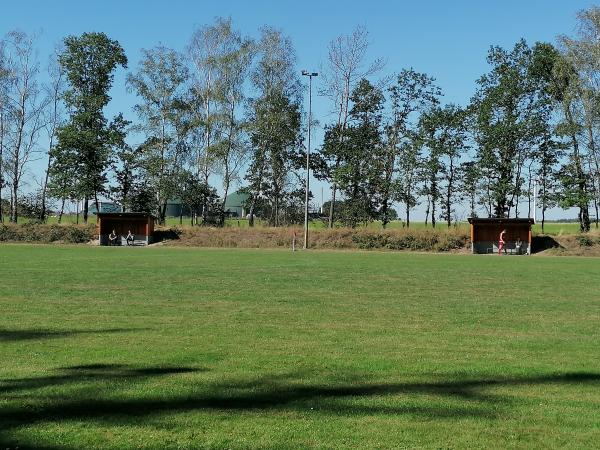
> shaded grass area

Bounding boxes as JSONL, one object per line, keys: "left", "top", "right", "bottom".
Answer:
{"left": 1, "top": 245, "right": 599, "bottom": 449}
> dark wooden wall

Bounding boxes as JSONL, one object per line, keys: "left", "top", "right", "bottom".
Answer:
{"left": 472, "top": 223, "right": 530, "bottom": 243}
{"left": 98, "top": 218, "right": 151, "bottom": 237}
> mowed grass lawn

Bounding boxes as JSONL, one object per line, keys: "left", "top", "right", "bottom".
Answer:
{"left": 1, "top": 246, "right": 599, "bottom": 449}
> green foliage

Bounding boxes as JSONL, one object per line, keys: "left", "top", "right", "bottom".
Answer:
{"left": 471, "top": 39, "right": 549, "bottom": 218}
{"left": 245, "top": 27, "right": 303, "bottom": 226}
{"left": 351, "top": 229, "right": 467, "bottom": 251}
{"left": 389, "top": 68, "right": 442, "bottom": 226}
{"left": 53, "top": 32, "right": 127, "bottom": 222}
{"left": 324, "top": 79, "right": 385, "bottom": 227}
{"left": 127, "top": 45, "right": 190, "bottom": 224}
{"left": 576, "top": 234, "right": 595, "bottom": 247}
{"left": 0, "top": 223, "right": 94, "bottom": 243}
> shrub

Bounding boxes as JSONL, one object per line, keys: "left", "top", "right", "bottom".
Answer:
{"left": 0, "top": 223, "right": 94, "bottom": 243}
{"left": 577, "top": 234, "right": 595, "bottom": 247}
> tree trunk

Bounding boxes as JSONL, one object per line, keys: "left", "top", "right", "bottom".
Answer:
{"left": 328, "top": 183, "right": 337, "bottom": 228}
{"left": 567, "top": 108, "right": 590, "bottom": 232}
{"left": 541, "top": 207, "right": 545, "bottom": 233}
{"left": 446, "top": 160, "right": 453, "bottom": 228}
{"left": 83, "top": 198, "right": 89, "bottom": 224}
{"left": 94, "top": 192, "right": 100, "bottom": 218}
{"left": 40, "top": 153, "right": 51, "bottom": 222}
{"left": 381, "top": 198, "right": 389, "bottom": 229}
{"left": 10, "top": 181, "right": 18, "bottom": 223}
{"left": 58, "top": 198, "right": 65, "bottom": 224}
{"left": 248, "top": 197, "right": 256, "bottom": 227}
{"left": 220, "top": 180, "right": 230, "bottom": 228}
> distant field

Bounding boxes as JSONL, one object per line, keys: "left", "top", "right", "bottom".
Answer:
{"left": 1, "top": 245, "right": 599, "bottom": 449}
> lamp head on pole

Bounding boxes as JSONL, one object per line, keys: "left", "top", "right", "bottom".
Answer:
{"left": 301, "top": 70, "right": 318, "bottom": 77}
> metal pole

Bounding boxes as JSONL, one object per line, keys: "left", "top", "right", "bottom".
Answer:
{"left": 302, "top": 71, "right": 317, "bottom": 249}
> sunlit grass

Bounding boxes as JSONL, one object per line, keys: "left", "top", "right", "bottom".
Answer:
{"left": 1, "top": 245, "right": 599, "bottom": 449}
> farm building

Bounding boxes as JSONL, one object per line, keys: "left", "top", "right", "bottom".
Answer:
{"left": 468, "top": 217, "right": 534, "bottom": 255}
{"left": 162, "top": 192, "right": 249, "bottom": 218}
{"left": 89, "top": 201, "right": 120, "bottom": 214}
{"left": 96, "top": 212, "right": 155, "bottom": 246}
{"left": 224, "top": 191, "right": 250, "bottom": 218}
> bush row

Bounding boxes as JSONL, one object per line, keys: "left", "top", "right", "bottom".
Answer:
{"left": 169, "top": 226, "right": 470, "bottom": 252}
{"left": 351, "top": 230, "right": 468, "bottom": 251}
{"left": 0, "top": 223, "right": 95, "bottom": 243}
{"left": 576, "top": 234, "right": 600, "bottom": 247}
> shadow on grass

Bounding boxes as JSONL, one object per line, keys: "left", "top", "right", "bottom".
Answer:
{"left": 0, "top": 327, "right": 149, "bottom": 343}
{"left": 1, "top": 368, "right": 599, "bottom": 449}
{"left": 0, "top": 364, "right": 202, "bottom": 395}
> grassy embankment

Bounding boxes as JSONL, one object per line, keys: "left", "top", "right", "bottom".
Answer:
{"left": 14, "top": 214, "right": 592, "bottom": 235}
{"left": 1, "top": 245, "right": 599, "bottom": 449}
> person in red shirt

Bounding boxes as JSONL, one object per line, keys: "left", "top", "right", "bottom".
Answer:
{"left": 498, "top": 229, "right": 507, "bottom": 255}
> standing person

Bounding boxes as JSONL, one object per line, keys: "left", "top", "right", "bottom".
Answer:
{"left": 498, "top": 229, "right": 507, "bottom": 255}
{"left": 125, "top": 230, "right": 135, "bottom": 246}
{"left": 108, "top": 229, "right": 118, "bottom": 246}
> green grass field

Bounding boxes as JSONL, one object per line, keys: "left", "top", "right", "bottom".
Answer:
{"left": 1, "top": 245, "right": 599, "bottom": 449}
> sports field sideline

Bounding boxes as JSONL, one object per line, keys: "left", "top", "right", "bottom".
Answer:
{"left": 1, "top": 245, "right": 599, "bottom": 449}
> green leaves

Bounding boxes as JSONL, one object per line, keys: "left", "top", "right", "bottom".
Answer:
{"left": 51, "top": 32, "right": 127, "bottom": 222}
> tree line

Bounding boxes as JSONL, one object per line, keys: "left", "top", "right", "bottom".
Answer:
{"left": 1, "top": 8, "right": 600, "bottom": 232}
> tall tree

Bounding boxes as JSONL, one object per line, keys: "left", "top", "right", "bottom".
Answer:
{"left": 557, "top": 7, "right": 600, "bottom": 231}
{"left": 39, "top": 53, "right": 65, "bottom": 221}
{"left": 388, "top": 68, "right": 441, "bottom": 227}
{"left": 55, "top": 32, "right": 127, "bottom": 223}
{"left": 320, "top": 26, "right": 384, "bottom": 227}
{"left": 470, "top": 40, "right": 544, "bottom": 219}
{"left": 127, "top": 45, "right": 190, "bottom": 224}
{"left": 107, "top": 114, "right": 136, "bottom": 212}
{"left": 188, "top": 17, "right": 232, "bottom": 222}
{"left": 0, "top": 38, "right": 8, "bottom": 223}
{"left": 549, "top": 52, "right": 592, "bottom": 231}
{"left": 209, "top": 20, "right": 254, "bottom": 226}
{"left": 2, "top": 31, "right": 47, "bottom": 223}
{"left": 246, "top": 26, "right": 302, "bottom": 227}
{"left": 459, "top": 161, "right": 480, "bottom": 219}
{"left": 324, "top": 79, "right": 384, "bottom": 227}
{"left": 528, "top": 42, "right": 564, "bottom": 231}
{"left": 420, "top": 105, "right": 468, "bottom": 227}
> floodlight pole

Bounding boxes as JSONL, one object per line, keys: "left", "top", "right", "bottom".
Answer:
{"left": 302, "top": 70, "right": 318, "bottom": 250}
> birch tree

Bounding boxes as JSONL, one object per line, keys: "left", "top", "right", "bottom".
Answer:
{"left": 319, "top": 26, "right": 384, "bottom": 227}
{"left": 2, "top": 31, "right": 47, "bottom": 223}
{"left": 39, "top": 54, "right": 65, "bottom": 221}
{"left": 127, "top": 45, "right": 190, "bottom": 224}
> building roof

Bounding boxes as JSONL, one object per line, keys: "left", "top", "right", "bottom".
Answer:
{"left": 224, "top": 191, "right": 250, "bottom": 208}
{"left": 468, "top": 217, "right": 534, "bottom": 225}
{"left": 96, "top": 212, "right": 156, "bottom": 219}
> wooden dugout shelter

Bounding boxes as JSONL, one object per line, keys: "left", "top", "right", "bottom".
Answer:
{"left": 468, "top": 218, "right": 534, "bottom": 255}
{"left": 96, "top": 212, "right": 155, "bottom": 246}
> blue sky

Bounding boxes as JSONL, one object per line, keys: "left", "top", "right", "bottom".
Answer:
{"left": 2, "top": 0, "right": 596, "bottom": 219}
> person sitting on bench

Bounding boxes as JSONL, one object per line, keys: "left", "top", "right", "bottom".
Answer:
{"left": 125, "top": 230, "right": 135, "bottom": 246}
{"left": 108, "top": 229, "right": 118, "bottom": 246}
{"left": 515, "top": 238, "right": 522, "bottom": 255}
